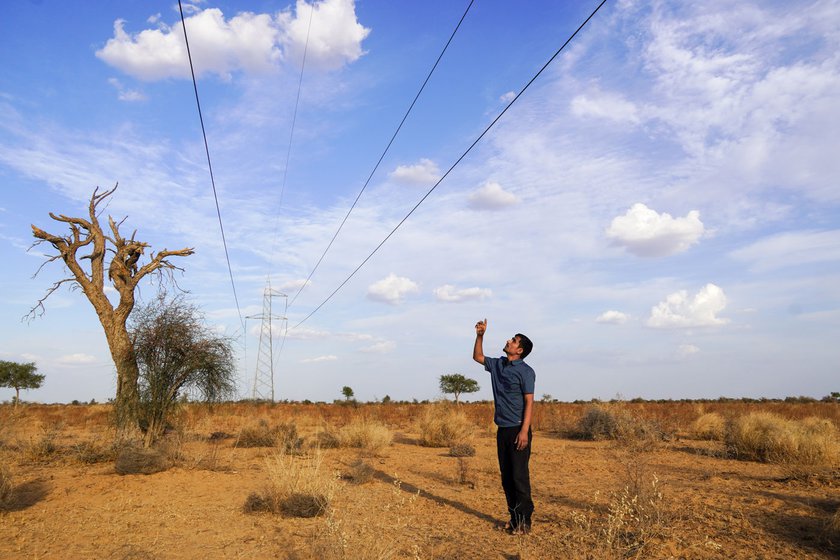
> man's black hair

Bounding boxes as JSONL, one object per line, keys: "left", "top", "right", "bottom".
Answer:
{"left": 516, "top": 333, "right": 533, "bottom": 359}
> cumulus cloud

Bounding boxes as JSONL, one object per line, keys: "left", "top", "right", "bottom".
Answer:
{"left": 729, "top": 230, "right": 840, "bottom": 272}
{"left": 433, "top": 284, "right": 492, "bottom": 303}
{"left": 95, "top": 0, "right": 369, "bottom": 80}
{"left": 300, "top": 354, "right": 338, "bottom": 363}
{"left": 571, "top": 91, "right": 640, "bottom": 124}
{"left": 388, "top": 158, "right": 441, "bottom": 186}
{"left": 596, "top": 310, "right": 629, "bottom": 324}
{"left": 467, "top": 181, "right": 520, "bottom": 210}
{"left": 606, "top": 203, "right": 705, "bottom": 257}
{"left": 366, "top": 273, "right": 419, "bottom": 305}
{"left": 647, "top": 284, "right": 729, "bottom": 328}
{"left": 58, "top": 353, "right": 97, "bottom": 365}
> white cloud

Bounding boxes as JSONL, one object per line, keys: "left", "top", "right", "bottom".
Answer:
{"left": 95, "top": 0, "right": 369, "bottom": 80}
{"left": 729, "top": 230, "right": 840, "bottom": 272}
{"left": 467, "top": 181, "right": 520, "bottom": 210}
{"left": 500, "top": 91, "right": 515, "bottom": 103}
{"left": 359, "top": 340, "right": 395, "bottom": 353}
{"left": 596, "top": 310, "right": 629, "bottom": 324}
{"left": 366, "top": 273, "right": 419, "bottom": 305}
{"left": 571, "top": 91, "right": 639, "bottom": 124}
{"left": 107, "top": 78, "right": 146, "bottom": 102}
{"left": 300, "top": 354, "right": 338, "bottom": 363}
{"left": 606, "top": 203, "right": 705, "bottom": 257}
{"left": 388, "top": 158, "right": 441, "bottom": 186}
{"left": 278, "top": 0, "right": 371, "bottom": 70}
{"left": 58, "top": 353, "right": 97, "bottom": 365}
{"left": 433, "top": 284, "right": 492, "bottom": 303}
{"left": 647, "top": 284, "right": 729, "bottom": 328}
{"left": 677, "top": 344, "right": 700, "bottom": 358}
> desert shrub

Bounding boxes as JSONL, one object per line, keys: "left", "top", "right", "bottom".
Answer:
{"left": 726, "top": 412, "right": 839, "bottom": 466}
{"left": 603, "top": 473, "right": 667, "bottom": 555}
{"left": 577, "top": 406, "right": 618, "bottom": 440}
{"left": 235, "top": 419, "right": 302, "bottom": 452}
{"left": 0, "top": 463, "right": 12, "bottom": 507}
{"left": 114, "top": 445, "right": 171, "bottom": 475}
{"left": 692, "top": 412, "right": 726, "bottom": 440}
{"left": 342, "top": 459, "right": 375, "bottom": 485}
{"left": 449, "top": 442, "right": 476, "bottom": 457}
{"left": 245, "top": 449, "right": 334, "bottom": 518}
{"left": 575, "top": 406, "right": 669, "bottom": 451}
{"left": 72, "top": 440, "right": 118, "bottom": 464}
{"left": 337, "top": 417, "right": 392, "bottom": 456}
{"left": 416, "top": 404, "right": 475, "bottom": 447}
{"left": 24, "top": 424, "right": 62, "bottom": 464}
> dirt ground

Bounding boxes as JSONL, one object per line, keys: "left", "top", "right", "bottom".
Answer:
{"left": 1, "top": 402, "right": 839, "bottom": 559}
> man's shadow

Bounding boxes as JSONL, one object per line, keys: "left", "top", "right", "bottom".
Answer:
{"left": 370, "top": 467, "right": 498, "bottom": 525}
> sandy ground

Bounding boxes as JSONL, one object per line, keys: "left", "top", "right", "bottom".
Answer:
{"left": 1, "top": 404, "right": 839, "bottom": 559}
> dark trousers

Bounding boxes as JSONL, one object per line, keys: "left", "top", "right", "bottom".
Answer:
{"left": 496, "top": 425, "right": 533, "bottom": 527}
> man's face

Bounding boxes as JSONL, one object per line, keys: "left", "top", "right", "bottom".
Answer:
{"left": 504, "top": 335, "right": 523, "bottom": 358}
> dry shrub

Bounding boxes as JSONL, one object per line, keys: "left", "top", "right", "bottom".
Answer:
{"left": 23, "top": 423, "right": 62, "bottom": 464}
{"left": 0, "top": 463, "right": 12, "bottom": 507}
{"left": 692, "top": 412, "right": 726, "bottom": 440}
{"left": 245, "top": 449, "right": 335, "bottom": 518}
{"left": 236, "top": 419, "right": 302, "bottom": 452}
{"left": 336, "top": 417, "right": 392, "bottom": 456}
{"left": 342, "top": 459, "right": 375, "bottom": 485}
{"left": 827, "top": 507, "right": 840, "bottom": 537}
{"left": 72, "top": 440, "right": 118, "bottom": 464}
{"left": 454, "top": 457, "right": 475, "bottom": 487}
{"left": 416, "top": 404, "right": 475, "bottom": 448}
{"left": 114, "top": 445, "right": 171, "bottom": 475}
{"left": 449, "top": 442, "right": 476, "bottom": 457}
{"left": 576, "top": 406, "right": 669, "bottom": 451}
{"left": 603, "top": 472, "right": 667, "bottom": 556}
{"left": 726, "top": 412, "right": 840, "bottom": 467}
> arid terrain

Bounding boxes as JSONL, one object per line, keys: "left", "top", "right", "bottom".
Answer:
{"left": 1, "top": 401, "right": 839, "bottom": 559}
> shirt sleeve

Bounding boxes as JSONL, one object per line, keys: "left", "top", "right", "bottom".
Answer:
{"left": 522, "top": 366, "right": 535, "bottom": 394}
{"left": 484, "top": 356, "right": 498, "bottom": 373}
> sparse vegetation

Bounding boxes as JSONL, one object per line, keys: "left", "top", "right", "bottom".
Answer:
{"left": 335, "top": 416, "right": 392, "bottom": 456}
{"left": 725, "top": 412, "right": 839, "bottom": 467}
{"left": 114, "top": 445, "right": 172, "bottom": 475}
{"left": 245, "top": 449, "right": 334, "bottom": 518}
{"left": 416, "top": 403, "right": 475, "bottom": 447}
{"left": 692, "top": 411, "right": 726, "bottom": 440}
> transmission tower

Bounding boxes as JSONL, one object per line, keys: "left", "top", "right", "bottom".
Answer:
{"left": 249, "top": 281, "right": 287, "bottom": 401}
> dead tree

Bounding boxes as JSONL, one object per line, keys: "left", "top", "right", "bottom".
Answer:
{"left": 29, "top": 184, "right": 193, "bottom": 426}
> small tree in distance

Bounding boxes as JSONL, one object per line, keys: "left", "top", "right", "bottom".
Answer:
{"left": 342, "top": 386, "right": 354, "bottom": 402}
{"left": 0, "top": 361, "right": 45, "bottom": 406}
{"left": 439, "top": 373, "right": 479, "bottom": 405}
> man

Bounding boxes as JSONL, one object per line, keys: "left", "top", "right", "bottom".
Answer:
{"left": 473, "top": 318, "right": 535, "bottom": 534}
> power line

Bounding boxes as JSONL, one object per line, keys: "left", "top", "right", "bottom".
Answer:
{"left": 178, "top": 0, "right": 244, "bottom": 328}
{"left": 288, "top": 0, "right": 477, "bottom": 308}
{"left": 291, "top": 0, "right": 609, "bottom": 330}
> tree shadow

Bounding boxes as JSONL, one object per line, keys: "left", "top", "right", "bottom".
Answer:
{"left": 371, "top": 468, "right": 497, "bottom": 525}
{"left": 757, "top": 509, "right": 839, "bottom": 556}
{"left": 2, "top": 478, "right": 49, "bottom": 512}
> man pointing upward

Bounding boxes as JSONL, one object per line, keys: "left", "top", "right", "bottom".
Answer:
{"left": 473, "top": 318, "right": 535, "bottom": 534}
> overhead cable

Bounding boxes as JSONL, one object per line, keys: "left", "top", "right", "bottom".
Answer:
{"left": 288, "top": 0, "right": 477, "bottom": 308}
{"left": 178, "top": 0, "right": 244, "bottom": 327}
{"left": 291, "top": 0, "right": 609, "bottom": 330}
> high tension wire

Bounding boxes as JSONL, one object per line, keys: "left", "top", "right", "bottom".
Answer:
{"left": 291, "top": 0, "right": 609, "bottom": 330}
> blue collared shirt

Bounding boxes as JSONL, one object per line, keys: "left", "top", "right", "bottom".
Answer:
{"left": 484, "top": 356, "right": 536, "bottom": 427}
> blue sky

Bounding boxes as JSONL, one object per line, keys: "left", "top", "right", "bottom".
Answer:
{"left": 1, "top": 0, "right": 839, "bottom": 404}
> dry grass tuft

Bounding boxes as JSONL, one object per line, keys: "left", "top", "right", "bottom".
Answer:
{"left": 336, "top": 417, "right": 392, "bottom": 456}
{"left": 342, "top": 459, "right": 375, "bottom": 485}
{"left": 827, "top": 507, "right": 840, "bottom": 537}
{"left": 448, "top": 442, "right": 476, "bottom": 457}
{"left": 416, "top": 404, "right": 475, "bottom": 448}
{"left": 575, "top": 406, "right": 669, "bottom": 451}
{"left": 72, "top": 440, "right": 118, "bottom": 464}
{"left": 235, "top": 419, "right": 302, "bottom": 452}
{"left": 0, "top": 463, "right": 12, "bottom": 507}
{"left": 692, "top": 412, "right": 726, "bottom": 440}
{"left": 114, "top": 446, "right": 171, "bottom": 475}
{"left": 245, "top": 449, "right": 335, "bottom": 518}
{"left": 726, "top": 412, "right": 840, "bottom": 468}
{"left": 23, "top": 423, "right": 63, "bottom": 464}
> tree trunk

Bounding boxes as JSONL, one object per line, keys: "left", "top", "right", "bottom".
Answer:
{"left": 103, "top": 318, "right": 140, "bottom": 427}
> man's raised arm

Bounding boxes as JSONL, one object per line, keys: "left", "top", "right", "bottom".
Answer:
{"left": 473, "top": 318, "right": 487, "bottom": 365}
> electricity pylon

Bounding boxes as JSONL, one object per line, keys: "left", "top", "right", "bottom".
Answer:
{"left": 249, "top": 281, "right": 287, "bottom": 402}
